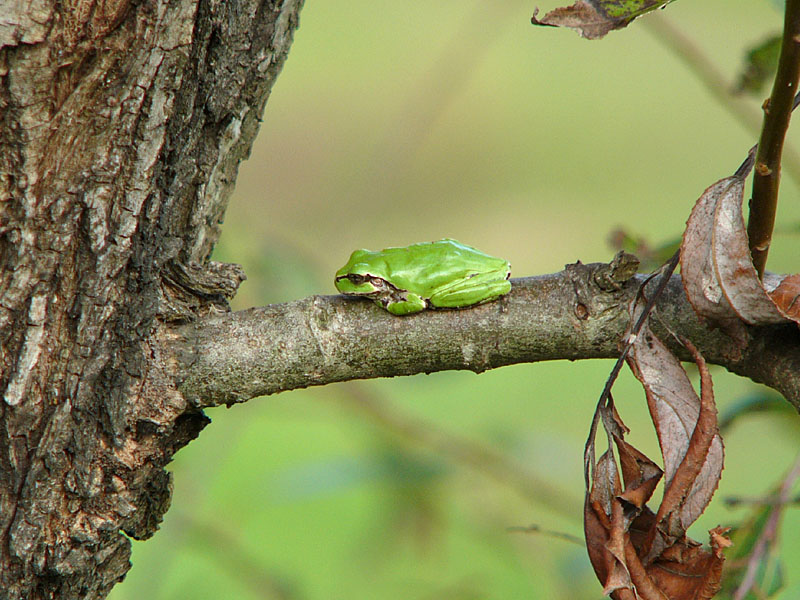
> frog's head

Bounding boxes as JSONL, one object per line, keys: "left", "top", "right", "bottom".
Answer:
{"left": 334, "top": 249, "right": 389, "bottom": 296}
{"left": 334, "top": 271, "right": 384, "bottom": 295}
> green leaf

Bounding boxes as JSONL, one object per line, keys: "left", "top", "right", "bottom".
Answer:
{"left": 532, "top": 0, "right": 676, "bottom": 40}
{"left": 734, "top": 34, "right": 782, "bottom": 96}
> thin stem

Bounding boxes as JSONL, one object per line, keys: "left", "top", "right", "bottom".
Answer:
{"left": 748, "top": 0, "right": 800, "bottom": 277}
{"left": 583, "top": 250, "right": 681, "bottom": 489}
{"left": 506, "top": 524, "right": 584, "bottom": 546}
{"left": 724, "top": 493, "right": 800, "bottom": 507}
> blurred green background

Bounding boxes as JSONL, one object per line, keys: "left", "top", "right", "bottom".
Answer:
{"left": 111, "top": 1, "right": 800, "bottom": 598}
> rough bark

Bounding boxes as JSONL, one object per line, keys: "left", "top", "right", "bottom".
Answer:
{"left": 0, "top": 1, "right": 303, "bottom": 598}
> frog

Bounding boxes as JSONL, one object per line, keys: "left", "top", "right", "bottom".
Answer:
{"left": 334, "top": 239, "right": 511, "bottom": 315}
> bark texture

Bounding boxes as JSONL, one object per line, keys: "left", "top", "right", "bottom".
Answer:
{"left": 0, "top": 1, "right": 304, "bottom": 598}
{"left": 172, "top": 270, "right": 800, "bottom": 410}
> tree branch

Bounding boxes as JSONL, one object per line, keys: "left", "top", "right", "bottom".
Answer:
{"left": 166, "top": 261, "right": 800, "bottom": 410}
{"left": 748, "top": 0, "right": 800, "bottom": 276}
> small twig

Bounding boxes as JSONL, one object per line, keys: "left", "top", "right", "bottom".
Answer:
{"left": 748, "top": 0, "right": 800, "bottom": 277}
{"left": 339, "top": 383, "right": 579, "bottom": 519}
{"left": 506, "top": 524, "right": 585, "bottom": 546}
{"left": 180, "top": 514, "right": 302, "bottom": 600}
{"left": 724, "top": 493, "right": 800, "bottom": 508}
{"left": 733, "top": 451, "right": 800, "bottom": 600}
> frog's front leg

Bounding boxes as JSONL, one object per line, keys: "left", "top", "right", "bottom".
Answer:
{"left": 383, "top": 292, "right": 428, "bottom": 315}
{"left": 428, "top": 271, "right": 511, "bottom": 309}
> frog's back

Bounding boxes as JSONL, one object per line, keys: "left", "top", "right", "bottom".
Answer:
{"left": 381, "top": 239, "right": 508, "bottom": 295}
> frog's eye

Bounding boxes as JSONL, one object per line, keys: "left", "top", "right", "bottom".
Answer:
{"left": 347, "top": 274, "right": 365, "bottom": 284}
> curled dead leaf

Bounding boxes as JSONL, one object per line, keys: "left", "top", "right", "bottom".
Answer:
{"left": 584, "top": 302, "right": 728, "bottom": 597}
{"left": 584, "top": 397, "right": 728, "bottom": 599}
{"left": 640, "top": 339, "right": 724, "bottom": 560}
{"left": 680, "top": 167, "right": 800, "bottom": 332}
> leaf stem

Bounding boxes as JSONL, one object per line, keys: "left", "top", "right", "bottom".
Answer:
{"left": 583, "top": 251, "right": 681, "bottom": 489}
{"left": 748, "top": 0, "right": 800, "bottom": 277}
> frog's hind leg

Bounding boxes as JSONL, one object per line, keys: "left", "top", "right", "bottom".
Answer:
{"left": 429, "top": 275, "right": 511, "bottom": 309}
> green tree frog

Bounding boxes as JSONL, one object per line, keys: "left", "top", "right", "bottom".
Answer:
{"left": 334, "top": 239, "right": 512, "bottom": 315}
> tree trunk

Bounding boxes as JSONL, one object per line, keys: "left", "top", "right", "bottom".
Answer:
{"left": 0, "top": 1, "right": 304, "bottom": 597}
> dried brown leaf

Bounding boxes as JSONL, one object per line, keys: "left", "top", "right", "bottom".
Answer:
{"left": 711, "top": 179, "right": 788, "bottom": 325}
{"left": 681, "top": 176, "right": 750, "bottom": 340}
{"left": 585, "top": 318, "right": 729, "bottom": 598}
{"left": 680, "top": 170, "right": 800, "bottom": 330}
{"left": 647, "top": 528, "right": 729, "bottom": 600}
{"left": 615, "top": 434, "right": 663, "bottom": 511}
{"left": 646, "top": 341, "right": 723, "bottom": 556}
{"left": 594, "top": 448, "right": 623, "bottom": 515}
{"left": 624, "top": 538, "right": 670, "bottom": 600}
{"left": 627, "top": 329, "right": 724, "bottom": 548}
{"left": 532, "top": 1, "right": 617, "bottom": 40}
{"left": 584, "top": 407, "right": 728, "bottom": 599}
{"left": 585, "top": 450, "right": 632, "bottom": 595}
{"left": 769, "top": 273, "right": 800, "bottom": 320}
{"left": 531, "top": 0, "right": 674, "bottom": 40}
